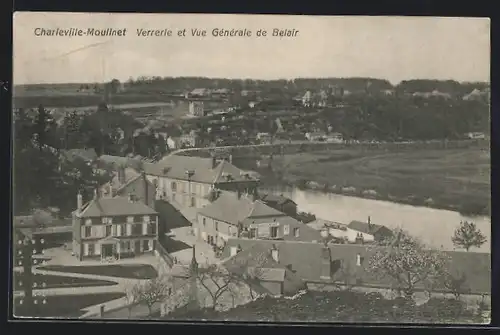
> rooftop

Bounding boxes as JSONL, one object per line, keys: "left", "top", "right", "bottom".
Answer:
{"left": 143, "top": 155, "right": 258, "bottom": 184}
{"left": 198, "top": 192, "right": 286, "bottom": 226}
{"left": 77, "top": 196, "right": 158, "bottom": 218}
{"left": 222, "top": 239, "right": 491, "bottom": 295}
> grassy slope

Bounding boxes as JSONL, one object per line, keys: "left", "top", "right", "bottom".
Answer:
{"left": 271, "top": 147, "right": 490, "bottom": 216}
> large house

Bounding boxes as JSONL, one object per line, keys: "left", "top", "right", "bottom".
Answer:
{"left": 72, "top": 191, "right": 159, "bottom": 261}
{"left": 143, "top": 155, "right": 259, "bottom": 209}
{"left": 195, "top": 191, "right": 322, "bottom": 248}
{"left": 222, "top": 238, "right": 491, "bottom": 297}
{"left": 347, "top": 218, "right": 394, "bottom": 243}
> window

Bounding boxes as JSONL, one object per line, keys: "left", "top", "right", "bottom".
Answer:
{"left": 120, "top": 241, "right": 130, "bottom": 251}
{"left": 85, "top": 219, "right": 92, "bottom": 226}
{"left": 293, "top": 228, "right": 300, "bottom": 238}
{"left": 249, "top": 228, "right": 257, "bottom": 239}
{"left": 84, "top": 226, "right": 91, "bottom": 237}
{"left": 143, "top": 215, "right": 150, "bottom": 223}
{"left": 230, "top": 247, "right": 238, "bottom": 256}
{"left": 356, "top": 254, "right": 364, "bottom": 266}
{"left": 105, "top": 225, "right": 112, "bottom": 236}
{"left": 270, "top": 226, "right": 279, "bottom": 238}
{"left": 132, "top": 224, "right": 142, "bottom": 235}
{"left": 88, "top": 243, "right": 94, "bottom": 256}
{"left": 171, "top": 182, "right": 177, "bottom": 191}
{"left": 101, "top": 217, "right": 108, "bottom": 224}
{"left": 143, "top": 240, "right": 150, "bottom": 251}
{"left": 191, "top": 197, "right": 196, "bottom": 207}
{"left": 283, "top": 225, "right": 290, "bottom": 235}
{"left": 119, "top": 224, "right": 125, "bottom": 236}
{"left": 127, "top": 216, "right": 134, "bottom": 223}
{"left": 202, "top": 218, "right": 206, "bottom": 226}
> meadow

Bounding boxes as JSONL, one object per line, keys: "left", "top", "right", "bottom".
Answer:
{"left": 269, "top": 146, "right": 491, "bottom": 216}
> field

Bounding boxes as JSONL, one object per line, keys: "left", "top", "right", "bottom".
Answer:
{"left": 38, "top": 264, "right": 158, "bottom": 280}
{"left": 268, "top": 147, "right": 491, "bottom": 216}
{"left": 13, "top": 293, "right": 126, "bottom": 318}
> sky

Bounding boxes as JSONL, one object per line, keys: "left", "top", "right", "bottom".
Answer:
{"left": 13, "top": 13, "right": 490, "bottom": 85}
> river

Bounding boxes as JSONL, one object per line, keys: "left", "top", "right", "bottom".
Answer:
{"left": 263, "top": 187, "right": 491, "bottom": 253}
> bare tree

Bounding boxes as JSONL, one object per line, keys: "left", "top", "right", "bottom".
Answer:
{"left": 440, "top": 270, "right": 470, "bottom": 300}
{"left": 130, "top": 274, "right": 173, "bottom": 317}
{"left": 227, "top": 252, "right": 269, "bottom": 300}
{"left": 451, "top": 221, "right": 487, "bottom": 252}
{"left": 124, "top": 282, "right": 141, "bottom": 318}
{"left": 196, "top": 264, "right": 235, "bottom": 310}
{"left": 368, "top": 229, "right": 447, "bottom": 299}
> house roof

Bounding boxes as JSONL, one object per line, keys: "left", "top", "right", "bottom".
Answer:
{"left": 347, "top": 220, "right": 390, "bottom": 235}
{"left": 198, "top": 192, "right": 286, "bottom": 226}
{"left": 222, "top": 239, "right": 491, "bottom": 294}
{"left": 62, "top": 148, "right": 98, "bottom": 163}
{"left": 143, "top": 155, "right": 258, "bottom": 184}
{"left": 114, "top": 173, "right": 156, "bottom": 207}
{"left": 259, "top": 193, "right": 297, "bottom": 206}
{"left": 78, "top": 196, "right": 158, "bottom": 218}
{"left": 307, "top": 219, "right": 348, "bottom": 231}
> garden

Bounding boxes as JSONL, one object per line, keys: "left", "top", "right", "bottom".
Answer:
{"left": 13, "top": 274, "right": 118, "bottom": 290}
{"left": 164, "top": 290, "right": 490, "bottom": 324}
{"left": 38, "top": 264, "right": 158, "bottom": 280}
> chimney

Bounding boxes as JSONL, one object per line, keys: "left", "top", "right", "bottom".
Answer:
{"left": 229, "top": 154, "right": 233, "bottom": 164}
{"left": 271, "top": 245, "right": 279, "bottom": 263}
{"left": 77, "top": 192, "right": 83, "bottom": 212}
{"left": 142, "top": 171, "right": 149, "bottom": 206}
{"left": 356, "top": 253, "right": 362, "bottom": 267}
{"left": 320, "top": 245, "right": 332, "bottom": 280}
{"left": 252, "top": 188, "right": 259, "bottom": 202}
{"left": 99, "top": 305, "right": 105, "bottom": 317}
{"left": 118, "top": 166, "right": 126, "bottom": 185}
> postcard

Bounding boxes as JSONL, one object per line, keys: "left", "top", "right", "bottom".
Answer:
{"left": 12, "top": 12, "right": 491, "bottom": 323}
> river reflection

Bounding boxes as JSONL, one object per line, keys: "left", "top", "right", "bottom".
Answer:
{"left": 263, "top": 186, "right": 491, "bottom": 253}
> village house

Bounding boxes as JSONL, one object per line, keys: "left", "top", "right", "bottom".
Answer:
{"left": 143, "top": 155, "right": 259, "bottom": 209}
{"left": 99, "top": 166, "right": 140, "bottom": 198}
{"left": 99, "top": 169, "right": 156, "bottom": 208}
{"left": 307, "top": 219, "right": 375, "bottom": 244}
{"left": 259, "top": 193, "right": 298, "bottom": 218}
{"left": 347, "top": 218, "right": 394, "bottom": 243}
{"left": 305, "top": 131, "right": 326, "bottom": 141}
{"left": 188, "top": 101, "right": 206, "bottom": 117}
{"left": 72, "top": 191, "right": 159, "bottom": 261}
{"left": 221, "top": 238, "right": 491, "bottom": 297}
{"left": 195, "top": 191, "right": 322, "bottom": 249}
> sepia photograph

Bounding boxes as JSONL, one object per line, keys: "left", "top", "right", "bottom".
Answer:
{"left": 12, "top": 12, "right": 491, "bottom": 323}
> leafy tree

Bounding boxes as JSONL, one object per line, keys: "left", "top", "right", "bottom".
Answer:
{"left": 33, "top": 105, "right": 56, "bottom": 150}
{"left": 61, "top": 110, "right": 84, "bottom": 149}
{"left": 451, "top": 221, "right": 487, "bottom": 252}
{"left": 368, "top": 229, "right": 447, "bottom": 299}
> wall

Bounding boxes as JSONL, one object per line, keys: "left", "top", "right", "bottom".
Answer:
{"left": 153, "top": 176, "right": 212, "bottom": 209}
{"left": 196, "top": 214, "right": 237, "bottom": 247}
{"left": 260, "top": 281, "right": 283, "bottom": 296}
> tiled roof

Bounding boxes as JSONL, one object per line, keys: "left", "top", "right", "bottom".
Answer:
{"left": 198, "top": 192, "right": 286, "bottom": 226}
{"left": 78, "top": 196, "right": 158, "bottom": 218}
{"left": 114, "top": 173, "right": 156, "bottom": 208}
{"left": 143, "top": 155, "right": 258, "bottom": 184}
{"left": 348, "top": 221, "right": 386, "bottom": 235}
{"left": 222, "top": 239, "right": 491, "bottom": 295}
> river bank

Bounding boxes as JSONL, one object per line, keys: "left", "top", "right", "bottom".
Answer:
{"left": 256, "top": 146, "right": 490, "bottom": 217}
